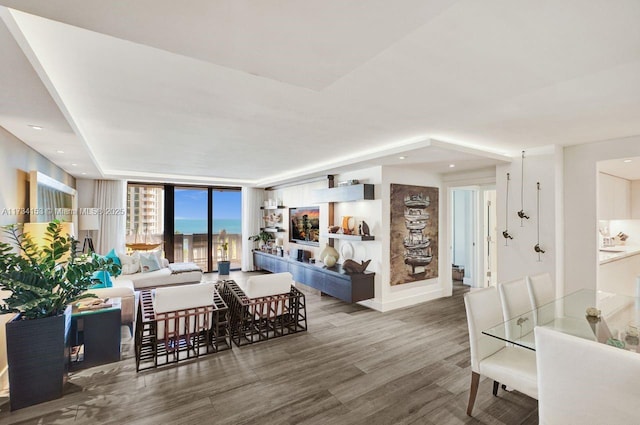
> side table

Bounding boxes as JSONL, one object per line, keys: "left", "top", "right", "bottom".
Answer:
{"left": 70, "top": 298, "right": 121, "bottom": 369}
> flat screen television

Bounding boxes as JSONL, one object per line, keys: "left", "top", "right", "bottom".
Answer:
{"left": 289, "top": 206, "right": 320, "bottom": 246}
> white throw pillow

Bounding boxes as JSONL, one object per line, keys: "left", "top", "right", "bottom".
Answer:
{"left": 118, "top": 252, "right": 141, "bottom": 275}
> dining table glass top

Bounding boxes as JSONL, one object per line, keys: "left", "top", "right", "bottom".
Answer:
{"left": 482, "top": 289, "right": 640, "bottom": 353}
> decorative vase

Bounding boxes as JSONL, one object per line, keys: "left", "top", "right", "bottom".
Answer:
{"left": 319, "top": 244, "right": 339, "bottom": 262}
{"left": 324, "top": 255, "right": 337, "bottom": 267}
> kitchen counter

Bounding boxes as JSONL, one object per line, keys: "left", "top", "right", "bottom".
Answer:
{"left": 599, "top": 245, "right": 640, "bottom": 265}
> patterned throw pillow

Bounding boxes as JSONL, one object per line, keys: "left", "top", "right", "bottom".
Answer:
{"left": 139, "top": 251, "right": 161, "bottom": 273}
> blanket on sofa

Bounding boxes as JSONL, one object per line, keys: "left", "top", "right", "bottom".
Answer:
{"left": 169, "top": 262, "right": 203, "bottom": 274}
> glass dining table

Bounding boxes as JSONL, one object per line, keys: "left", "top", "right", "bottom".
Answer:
{"left": 482, "top": 289, "right": 640, "bottom": 353}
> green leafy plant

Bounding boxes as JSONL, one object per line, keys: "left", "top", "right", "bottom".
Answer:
{"left": 0, "top": 220, "right": 120, "bottom": 320}
{"left": 248, "top": 231, "right": 274, "bottom": 245}
{"left": 219, "top": 241, "right": 229, "bottom": 261}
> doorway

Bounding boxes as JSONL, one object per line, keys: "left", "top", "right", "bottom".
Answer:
{"left": 450, "top": 186, "right": 497, "bottom": 288}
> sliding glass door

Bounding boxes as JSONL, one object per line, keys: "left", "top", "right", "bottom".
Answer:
{"left": 212, "top": 190, "right": 242, "bottom": 271}
{"left": 174, "top": 187, "right": 209, "bottom": 270}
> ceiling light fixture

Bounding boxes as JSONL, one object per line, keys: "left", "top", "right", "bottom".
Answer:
{"left": 56, "top": 150, "right": 64, "bottom": 154}
{"left": 398, "top": 156, "right": 406, "bottom": 160}
{"left": 449, "top": 164, "right": 456, "bottom": 168}
{"left": 623, "top": 159, "right": 632, "bottom": 163}
{"left": 81, "top": 172, "right": 87, "bottom": 175}
{"left": 28, "top": 125, "right": 43, "bottom": 130}
{"left": 71, "top": 163, "right": 78, "bottom": 166}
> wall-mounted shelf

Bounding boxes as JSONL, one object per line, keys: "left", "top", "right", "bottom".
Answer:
{"left": 260, "top": 205, "right": 287, "bottom": 210}
{"left": 261, "top": 227, "right": 286, "bottom": 233}
{"left": 314, "top": 184, "right": 374, "bottom": 203}
{"left": 321, "top": 233, "right": 375, "bottom": 241}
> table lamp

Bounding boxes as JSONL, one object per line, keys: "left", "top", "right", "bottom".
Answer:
{"left": 79, "top": 211, "right": 100, "bottom": 253}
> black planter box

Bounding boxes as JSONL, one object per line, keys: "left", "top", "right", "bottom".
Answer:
{"left": 6, "top": 308, "right": 71, "bottom": 410}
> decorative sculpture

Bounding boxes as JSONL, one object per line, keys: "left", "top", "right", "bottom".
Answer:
{"left": 361, "top": 220, "right": 370, "bottom": 236}
{"left": 342, "top": 259, "right": 371, "bottom": 274}
{"left": 517, "top": 151, "right": 530, "bottom": 223}
{"left": 502, "top": 173, "right": 513, "bottom": 244}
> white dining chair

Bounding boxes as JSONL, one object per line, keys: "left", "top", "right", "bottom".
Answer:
{"left": 535, "top": 326, "right": 640, "bottom": 425}
{"left": 526, "top": 273, "right": 554, "bottom": 325}
{"left": 498, "top": 278, "right": 535, "bottom": 343}
{"left": 463, "top": 287, "right": 538, "bottom": 416}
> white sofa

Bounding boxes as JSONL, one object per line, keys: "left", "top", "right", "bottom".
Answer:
{"left": 114, "top": 264, "right": 202, "bottom": 290}
{"left": 84, "top": 252, "right": 202, "bottom": 330}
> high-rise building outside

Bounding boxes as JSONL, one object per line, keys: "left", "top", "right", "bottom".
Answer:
{"left": 126, "top": 184, "right": 164, "bottom": 241}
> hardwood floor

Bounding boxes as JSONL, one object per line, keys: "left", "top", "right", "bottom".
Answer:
{"left": 0, "top": 273, "right": 538, "bottom": 424}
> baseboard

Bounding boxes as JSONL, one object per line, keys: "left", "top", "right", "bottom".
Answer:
{"left": 359, "top": 286, "right": 446, "bottom": 312}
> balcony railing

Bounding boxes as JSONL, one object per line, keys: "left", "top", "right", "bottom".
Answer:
{"left": 173, "top": 233, "right": 242, "bottom": 272}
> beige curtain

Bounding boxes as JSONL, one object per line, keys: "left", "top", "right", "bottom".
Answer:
{"left": 93, "top": 180, "right": 126, "bottom": 255}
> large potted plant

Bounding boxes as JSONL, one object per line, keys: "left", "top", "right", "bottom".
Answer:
{"left": 0, "top": 220, "right": 119, "bottom": 410}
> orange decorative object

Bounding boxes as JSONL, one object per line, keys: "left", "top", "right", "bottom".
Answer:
{"left": 341, "top": 216, "right": 354, "bottom": 234}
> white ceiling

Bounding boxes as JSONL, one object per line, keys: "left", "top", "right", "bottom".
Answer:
{"left": 599, "top": 157, "right": 640, "bottom": 181}
{"left": 1, "top": 1, "right": 640, "bottom": 186}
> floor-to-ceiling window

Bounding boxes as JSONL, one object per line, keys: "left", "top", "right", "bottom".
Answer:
{"left": 126, "top": 183, "right": 241, "bottom": 272}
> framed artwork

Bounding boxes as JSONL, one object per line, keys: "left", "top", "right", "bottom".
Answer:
{"left": 289, "top": 206, "right": 320, "bottom": 246}
{"left": 390, "top": 184, "right": 439, "bottom": 285}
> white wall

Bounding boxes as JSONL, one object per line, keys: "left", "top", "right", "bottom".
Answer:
{"left": 496, "top": 148, "right": 562, "bottom": 291}
{"left": 0, "top": 126, "right": 75, "bottom": 395}
{"left": 565, "top": 135, "right": 640, "bottom": 294}
{"left": 0, "top": 126, "right": 75, "bottom": 228}
{"left": 75, "top": 178, "right": 95, "bottom": 209}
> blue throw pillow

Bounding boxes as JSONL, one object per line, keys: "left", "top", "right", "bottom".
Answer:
{"left": 105, "top": 249, "right": 122, "bottom": 276}
{"left": 89, "top": 270, "right": 113, "bottom": 289}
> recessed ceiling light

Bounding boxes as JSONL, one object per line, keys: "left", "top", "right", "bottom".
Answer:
{"left": 71, "top": 163, "right": 78, "bottom": 167}
{"left": 81, "top": 172, "right": 87, "bottom": 175}
{"left": 449, "top": 164, "right": 456, "bottom": 168}
{"left": 623, "top": 159, "right": 632, "bottom": 163}
{"left": 398, "top": 156, "right": 406, "bottom": 160}
{"left": 56, "top": 150, "right": 64, "bottom": 154}
{"left": 28, "top": 125, "right": 43, "bottom": 130}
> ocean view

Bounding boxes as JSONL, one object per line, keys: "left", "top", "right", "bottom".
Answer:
{"left": 174, "top": 218, "right": 241, "bottom": 235}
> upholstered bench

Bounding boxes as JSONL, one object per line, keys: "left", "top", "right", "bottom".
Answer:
{"left": 134, "top": 282, "right": 231, "bottom": 371}
{"left": 220, "top": 272, "right": 307, "bottom": 346}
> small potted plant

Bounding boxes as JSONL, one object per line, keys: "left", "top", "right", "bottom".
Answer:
{"left": 217, "top": 229, "right": 231, "bottom": 275}
{"left": 248, "top": 231, "right": 274, "bottom": 250}
{"left": 0, "top": 220, "right": 119, "bottom": 410}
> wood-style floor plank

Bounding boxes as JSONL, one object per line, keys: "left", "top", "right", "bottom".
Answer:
{"left": 0, "top": 273, "right": 537, "bottom": 424}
